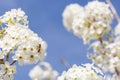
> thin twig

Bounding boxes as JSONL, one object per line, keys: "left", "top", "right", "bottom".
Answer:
{"left": 98, "top": 37, "right": 106, "bottom": 55}
{"left": 6, "top": 50, "right": 12, "bottom": 62}
{"left": 115, "top": 67, "right": 120, "bottom": 79}
{"left": 98, "top": 37, "right": 104, "bottom": 48}
{"left": 98, "top": 37, "right": 103, "bottom": 44}
{"left": 106, "top": 0, "right": 120, "bottom": 23}
{"left": 10, "top": 60, "right": 16, "bottom": 65}
{"left": 61, "top": 57, "right": 70, "bottom": 69}
{"left": 6, "top": 52, "right": 10, "bottom": 61}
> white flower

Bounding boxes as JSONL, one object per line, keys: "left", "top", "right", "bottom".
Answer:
{"left": 62, "top": 3, "right": 84, "bottom": 31}
{"left": 0, "top": 62, "right": 16, "bottom": 75}
{"left": 29, "top": 62, "right": 58, "bottom": 80}
{"left": 58, "top": 63, "right": 104, "bottom": 80}
{"left": 12, "top": 52, "right": 25, "bottom": 65}
{"left": 0, "top": 35, "right": 14, "bottom": 51}
{"left": 25, "top": 53, "right": 39, "bottom": 64}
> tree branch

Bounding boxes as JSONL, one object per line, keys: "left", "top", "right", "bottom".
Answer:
{"left": 106, "top": 0, "right": 120, "bottom": 23}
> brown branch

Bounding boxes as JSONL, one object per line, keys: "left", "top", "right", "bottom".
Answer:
{"left": 10, "top": 60, "right": 16, "bottom": 65}
{"left": 6, "top": 50, "right": 12, "bottom": 62}
{"left": 106, "top": 0, "right": 120, "bottom": 23}
{"left": 61, "top": 57, "right": 70, "bottom": 69}
{"left": 98, "top": 37, "right": 106, "bottom": 55}
{"left": 115, "top": 67, "right": 120, "bottom": 79}
{"left": 98, "top": 37, "right": 104, "bottom": 48}
{"left": 6, "top": 52, "right": 10, "bottom": 61}
{"left": 98, "top": 37, "right": 103, "bottom": 44}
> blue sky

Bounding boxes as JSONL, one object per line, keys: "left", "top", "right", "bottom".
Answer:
{"left": 0, "top": 0, "right": 120, "bottom": 80}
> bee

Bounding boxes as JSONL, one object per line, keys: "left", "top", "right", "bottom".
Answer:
{"left": 37, "top": 44, "right": 41, "bottom": 52}
{"left": 0, "top": 59, "right": 4, "bottom": 64}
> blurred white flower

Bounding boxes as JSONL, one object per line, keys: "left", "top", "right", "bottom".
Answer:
{"left": 29, "top": 65, "right": 43, "bottom": 80}
{"left": 29, "top": 62, "right": 58, "bottom": 80}
{"left": 3, "top": 74, "right": 14, "bottom": 80}
{"left": 62, "top": 3, "right": 84, "bottom": 31}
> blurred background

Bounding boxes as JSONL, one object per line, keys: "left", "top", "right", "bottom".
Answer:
{"left": 0, "top": 0, "right": 119, "bottom": 80}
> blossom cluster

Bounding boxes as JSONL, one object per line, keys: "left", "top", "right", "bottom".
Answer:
{"left": 58, "top": 63, "right": 104, "bottom": 80}
{"left": 63, "top": 0, "right": 113, "bottom": 44}
{"left": 62, "top": 0, "right": 120, "bottom": 80}
{"left": 88, "top": 23, "right": 120, "bottom": 75}
{"left": 0, "top": 9, "right": 47, "bottom": 80}
{"left": 29, "top": 62, "right": 58, "bottom": 80}
{"left": 0, "top": 0, "right": 119, "bottom": 80}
